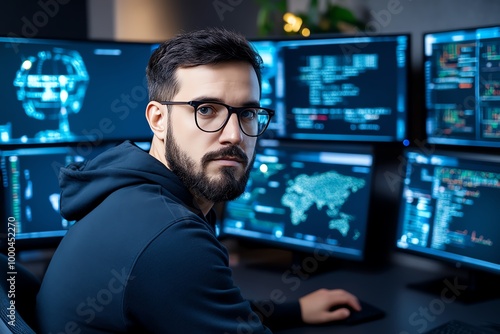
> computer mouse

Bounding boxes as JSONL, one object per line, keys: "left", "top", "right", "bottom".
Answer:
{"left": 330, "top": 300, "right": 385, "bottom": 325}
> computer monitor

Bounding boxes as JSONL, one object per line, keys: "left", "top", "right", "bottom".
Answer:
{"left": 424, "top": 25, "right": 500, "bottom": 148}
{"left": 0, "top": 36, "right": 154, "bottom": 145}
{"left": 250, "top": 33, "right": 410, "bottom": 143}
{"left": 395, "top": 149, "right": 500, "bottom": 302}
{"left": 249, "top": 40, "right": 285, "bottom": 139}
{"left": 0, "top": 142, "right": 150, "bottom": 249}
{"left": 220, "top": 140, "right": 375, "bottom": 262}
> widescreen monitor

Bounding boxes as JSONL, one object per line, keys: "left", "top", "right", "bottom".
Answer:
{"left": 395, "top": 149, "right": 500, "bottom": 302}
{"left": 0, "top": 142, "right": 150, "bottom": 249}
{"left": 250, "top": 33, "right": 410, "bottom": 143}
{"left": 0, "top": 36, "right": 154, "bottom": 145}
{"left": 220, "top": 140, "right": 375, "bottom": 262}
{"left": 424, "top": 25, "right": 500, "bottom": 148}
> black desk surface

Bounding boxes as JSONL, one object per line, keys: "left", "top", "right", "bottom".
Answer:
{"left": 227, "top": 243, "right": 500, "bottom": 334}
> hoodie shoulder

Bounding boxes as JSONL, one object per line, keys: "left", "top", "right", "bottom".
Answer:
{"left": 59, "top": 141, "right": 187, "bottom": 221}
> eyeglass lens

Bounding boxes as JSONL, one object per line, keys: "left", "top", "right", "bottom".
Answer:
{"left": 195, "top": 102, "right": 270, "bottom": 136}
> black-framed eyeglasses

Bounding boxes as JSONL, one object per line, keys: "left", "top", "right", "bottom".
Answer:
{"left": 159, "top": 100, "right": 275, "bottom": 137}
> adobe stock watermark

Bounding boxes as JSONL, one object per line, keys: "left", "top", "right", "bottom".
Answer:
{"left": 8, "top": 0, "right": 72, "bottom": 53}
{"left": 228, "top": 237, "right": 338, "bottom": 334}
{"left": 213, "top": 0, "right": 245, "bottom": 22}
{"left": 366, "top": 0, "right": 412, "bottom": 34}
{"left": 340, "top": 0, "right": 413, "bottom": 57}
{"left": 5, "top": 217, "right": 18, "bottom": 328}
{"left": 399, "top": 277, "right": 468, "bottom": 334}
{"left": 44, "top": 76, "right": 150, "bottom": 178}
{"left": 383, "top": 137, "right": 437, "bottom": 194}
{"left": 69, "top": 75, "right": 149, "bottom": 156}
{"left": 382, "top": 76, "right": 480, "bottom": 196}
{"left": 47, "top": 267, "right": 135, "bottom": 334}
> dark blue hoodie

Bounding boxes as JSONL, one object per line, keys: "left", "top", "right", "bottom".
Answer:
{"left": 36, "top": 141, "right": 301, "bottom": 333}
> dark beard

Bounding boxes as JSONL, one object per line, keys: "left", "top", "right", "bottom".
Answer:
{"left": 165, "top": 127, "right": 255, "bottom": 203}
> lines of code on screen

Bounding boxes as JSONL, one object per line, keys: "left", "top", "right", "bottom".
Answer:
{"left": 396, "top": 151, "right": 500, "bottom": 272}
{"left": 283, "top": 40, "right": 407, "bottom": 141}
{"left": 425, "top": 26, "right": 500, "bottom": 148}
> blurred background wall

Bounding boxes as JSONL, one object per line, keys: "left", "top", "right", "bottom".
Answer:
{"left": 2, "top": 0, "right": 499, "bottom": 61}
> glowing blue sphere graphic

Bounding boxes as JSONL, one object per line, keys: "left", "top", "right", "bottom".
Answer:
{"left": 13, "top": 48, "right": 89, "bottom": 142}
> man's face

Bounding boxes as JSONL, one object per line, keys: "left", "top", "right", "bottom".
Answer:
{"left": 164, "top": 62, "right": 260, "bottom": 203}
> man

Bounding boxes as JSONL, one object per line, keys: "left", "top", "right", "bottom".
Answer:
{"left": 37, "top": 27, "right": 360, "bottom": 333}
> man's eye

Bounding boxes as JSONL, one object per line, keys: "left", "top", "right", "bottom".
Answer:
{"left": 197, "top": 105, "right": 217, "bottom": 116}
{"left": 241, "top": 109, "right": 257, "bottom": 120}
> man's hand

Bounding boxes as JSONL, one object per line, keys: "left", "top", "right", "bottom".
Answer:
{"left": 299, "top": 288, "right": 361, "bottom": 324}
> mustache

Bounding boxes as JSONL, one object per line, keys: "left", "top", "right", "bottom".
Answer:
{"left": 202, "top": 146, "right": 249, "bottom": 167}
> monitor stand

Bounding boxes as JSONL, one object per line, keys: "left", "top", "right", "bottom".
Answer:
{"left": 407, "top": 270, "right": 500, "bottom": 304}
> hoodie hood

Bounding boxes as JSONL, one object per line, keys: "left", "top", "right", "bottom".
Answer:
{"left": 59, "top": 141, "right": 192, "bottom": 221}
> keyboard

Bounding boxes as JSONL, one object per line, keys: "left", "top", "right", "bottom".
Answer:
{"left": 335, "top": 300, "right": 385, "bottom": 325}
{"left": 423, "top": 320, "right": 497, "bottom": 334}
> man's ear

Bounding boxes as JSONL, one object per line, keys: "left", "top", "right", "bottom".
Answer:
{"left": 146, "top": 101, "right": 166, "bottom": 140}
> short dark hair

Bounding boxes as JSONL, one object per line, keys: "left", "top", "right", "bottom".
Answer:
{"left": 146, "top": 27, "right": 263, "bottom": 102}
